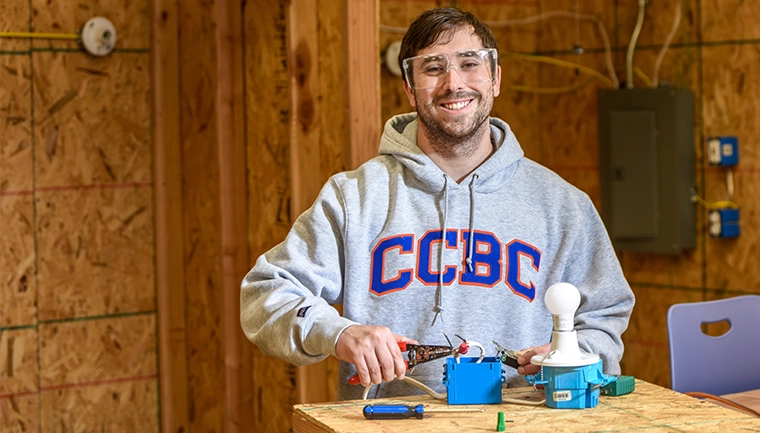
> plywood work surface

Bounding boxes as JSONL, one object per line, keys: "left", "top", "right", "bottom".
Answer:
{"left": 293, "top": 380, "right": 760, "bottom": 433}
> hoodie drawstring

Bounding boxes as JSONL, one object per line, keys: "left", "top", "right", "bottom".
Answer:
{"left": 431, "top": 174, "right": 449, "bottom": 327}
{"left": 465, "top": 174, "right": 479, "bottom": 273}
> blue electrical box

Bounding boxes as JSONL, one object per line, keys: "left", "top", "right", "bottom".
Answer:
{"left": 708, "top": 208, "right": 740, "bottom": 238}
{"left": 527, "top": 360, "right": 610, "bottom": 409}
{"left": 707, "top": 136, "right": 739, "bottom": 166}
{"left": 443, "top": 357, "right": 504, "bottom": 405}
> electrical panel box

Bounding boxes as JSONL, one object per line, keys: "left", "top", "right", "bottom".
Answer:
{"left": 598, "top": 88, "right": 695, "bottom": 254}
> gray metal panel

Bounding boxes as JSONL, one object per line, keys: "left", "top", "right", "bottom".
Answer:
{"left": 609, "top": 110, "right": 658, "bottom": 239}
{"left": 598, "top": 88, "right": 695, "bottom": 254}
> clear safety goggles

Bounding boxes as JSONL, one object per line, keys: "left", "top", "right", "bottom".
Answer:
{"left": 402, "top": 48, "right": 498, "bottom": 90}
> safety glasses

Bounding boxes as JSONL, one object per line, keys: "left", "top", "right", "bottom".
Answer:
{"left": 402, "top": 48, "right": 498, "bottom": 90}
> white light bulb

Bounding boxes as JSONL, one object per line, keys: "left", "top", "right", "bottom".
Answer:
{"left": 545, "top": 282, "right": 580, "bottom": 332}
{"left": 531, "top": 282, "right": 599, "bottom": 367}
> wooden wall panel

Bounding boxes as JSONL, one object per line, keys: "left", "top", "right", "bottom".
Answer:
{"left": 0, "top": 328, "right": 38, "bottom": 399}
{"left": 31, "top": 52, "right": 152, "bottom": 188}
{"left": 35, "top": 186, "right": 155, "bottom": 320}
{"left": 0, "top": 393, "right": 39, "bottom": 432}
{"left": 0, "top": 6, "right": 37, "bottom": 433}
{"left": 37, "top": 314, "right": 158, "bottom": 430}
{"left": 698, "top": 0, "right": 759, "bottom": 42}
{"left": 0, "top": 0, "right": 31, "bottom": 51}
{"left": 1, "top": 0, "right": 157, "bottom": 430}
{"left": 0, "top": 191, "right": 36, "bottom": 327}
{"left": 0, "top": 55, "right": 33, "bottom": 192}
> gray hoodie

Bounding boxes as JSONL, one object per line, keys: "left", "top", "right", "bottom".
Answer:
{"left": 241, "top": 113, "right": 635, "bottom": 400}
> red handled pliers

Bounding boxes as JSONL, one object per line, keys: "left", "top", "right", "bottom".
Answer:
{"left": 348, "top": 340, "right": 470, "bottom": 385}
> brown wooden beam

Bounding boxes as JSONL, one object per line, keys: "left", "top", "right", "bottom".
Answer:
{"left": 345, "top": 0, "right": 380, "bottom": 169}
{"left": 151, "top": 0, "right": 189, "bottom": 431}
{"left": 216, "top": 0, "right": 254, "bottom": 431}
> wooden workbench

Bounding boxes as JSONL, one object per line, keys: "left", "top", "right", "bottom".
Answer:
{"left": 292, "top": 379, "right": 760, "bottom": 432}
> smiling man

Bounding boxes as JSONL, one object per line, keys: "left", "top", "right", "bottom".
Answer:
{"left": 240, "top": 7, "right": 635, "bottom": 400}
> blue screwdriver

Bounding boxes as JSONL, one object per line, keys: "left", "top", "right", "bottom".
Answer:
{"left": 362, "top": 404, "right": 484, "bottom": 420}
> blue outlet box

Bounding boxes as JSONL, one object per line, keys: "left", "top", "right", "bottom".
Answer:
{"left": 443, "top": 357, "right": 504, "bottom": 405}
{"left": 708, "top": 136, "right": 738, "bottom": 166}
{"left": 708, "top": 208, "right": 740, "bottom": 238}
{"left": 527, "top": 360, "right": 612, "bottom": 409}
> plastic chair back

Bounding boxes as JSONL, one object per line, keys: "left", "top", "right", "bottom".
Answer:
{"left": 667, "top": 295, "right": 760, "bottom": 395}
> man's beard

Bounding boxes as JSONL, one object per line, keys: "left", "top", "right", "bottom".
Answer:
{"left": 416, "top": 89, "right": 493, "bottom": 160}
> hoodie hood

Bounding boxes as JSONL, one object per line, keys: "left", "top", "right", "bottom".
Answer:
{"left": 378, "top": 112, "right": 525, "bottom": 193}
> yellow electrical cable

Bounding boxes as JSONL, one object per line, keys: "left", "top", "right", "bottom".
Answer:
{"left": 633, "top": 66, "right": 654, "bottom": 88}
{"left": 0, "top": 32, "right": 79, "bottom": 40}
{"left": 502, "top": 52, "right": 615, "bottom": 88}
{"left": 503, "top": 76, "right": 594, "bottom": 94}
{"left": 692, "top": 194, "right": 738, "bottom": 210}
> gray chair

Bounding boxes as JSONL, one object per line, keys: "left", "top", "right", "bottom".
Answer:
{"left": 667, "top": 295, "right": 760, "bottom": 396}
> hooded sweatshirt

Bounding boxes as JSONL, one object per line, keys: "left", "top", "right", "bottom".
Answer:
{"left": 240, "top": 113, "right": 635, "bottom": 400}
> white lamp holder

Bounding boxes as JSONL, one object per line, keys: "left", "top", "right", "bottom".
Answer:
{"left": 81, "top": 16, "right": 117, "bottom": 56}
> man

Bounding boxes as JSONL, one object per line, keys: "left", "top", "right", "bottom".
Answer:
{"left": 241, "top": 7, "right": 634, "bottom": 400}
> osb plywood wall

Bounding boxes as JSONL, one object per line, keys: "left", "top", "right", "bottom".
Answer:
{"left": 0, "top": 1, "right": 158, "bottom": 432}
{"left": 378, "top": 0, "right": 760, "bottom": 389}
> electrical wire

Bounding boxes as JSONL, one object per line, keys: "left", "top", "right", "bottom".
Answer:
{"left": 0, "top": 31, "right": 79, "bottom": 40}
{"left": 485, "top": 11, "right": 618, "bottom": 89}
{"left": 691, "top": 194, "right": 737, "bottom": 210}
{"left": 652, "top": 0, "right": 682, "bottom": 87}
{"left": 502, "top": 52, "right": 614, "bottom": 88}
{"left": 503, "top": 76, "right": 593, "bottom": 95}
{"left": 626, "top": 0, "right": 647, "bottom": 88}
{"left": 685, "top": 392, "right": 760, "bottom": 417}
{"left": 633, "top": 66, "right": 654, "bottom": 88}
{"left": 379, "top": 24, "right": 408, "bottom": 34}
{"left": 503, "top": 396, "right": 546, "bottom": 406}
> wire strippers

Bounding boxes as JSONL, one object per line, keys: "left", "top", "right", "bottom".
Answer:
{"left": 348, "top": 334, "right": 472, "bottom": 385}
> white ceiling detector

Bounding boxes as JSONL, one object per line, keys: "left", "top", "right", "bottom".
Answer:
{"left": 385, "top": 40, "right": 402, "bottom": 77}
{"left": 81, "top": 16, "right": 117, "bottom": 56}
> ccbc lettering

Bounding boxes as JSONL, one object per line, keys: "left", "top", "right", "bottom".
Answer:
{"left": 369, "top": 229, "right": 540, "bottom": 301}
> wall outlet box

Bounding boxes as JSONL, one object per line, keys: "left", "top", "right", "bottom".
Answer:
{"left": 443, "top": 357, "right": 504, "bottom": 405}
{"left": 598, "top": 88, "right": 696, "bottom": 254}
{"left": 708, "top": 208, "right": 740, "bottom": 238}
{"left": 707, "top": 136, "right": 738, "bottom": 166}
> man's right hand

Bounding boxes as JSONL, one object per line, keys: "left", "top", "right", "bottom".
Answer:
{"left": 335, "top": 325, "right": 416, "bottom": 387}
